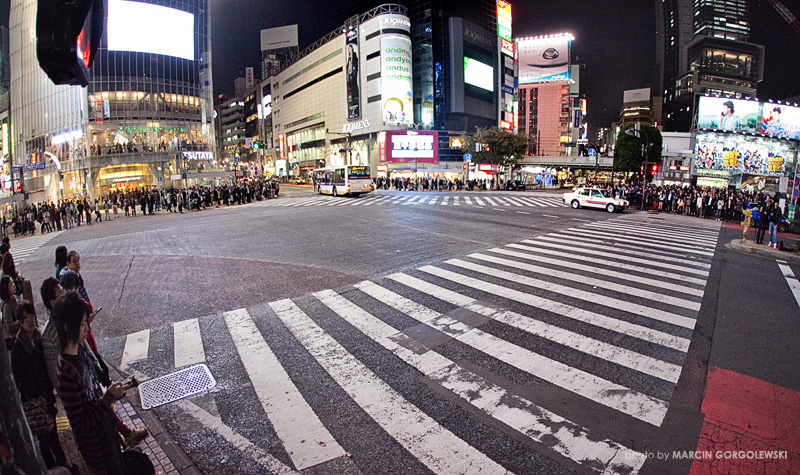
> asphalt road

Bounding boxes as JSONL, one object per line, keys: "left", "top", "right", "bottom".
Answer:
{"left": 14, "top": 186, "right": 800, "bottom": 474}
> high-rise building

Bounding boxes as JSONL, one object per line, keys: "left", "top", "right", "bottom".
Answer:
{"left": 0, "top": 27, "right": 9, "bottom": 94}
{"left": 655, "top": 0, "right": 764, "bottom": 131}
{"left": 9, "top": 0, "right": 215, "bottom": 203}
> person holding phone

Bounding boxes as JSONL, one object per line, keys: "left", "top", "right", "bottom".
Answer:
{"left": 55, "top": 291, "right": 138, "bottom": 474}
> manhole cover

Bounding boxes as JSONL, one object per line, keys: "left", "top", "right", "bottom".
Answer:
{"left": 139, "top": 364, "right": 216, "bottom": 410}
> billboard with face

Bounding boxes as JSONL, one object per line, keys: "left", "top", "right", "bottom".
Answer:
{"left": 517, "top": 36, "right": 570, "bottom": 84}
{"left": 696, "top": 97, "right": 760, "bottom": 133}
{"left": 694, "top": 132, "right": 796, "bottom": 177}
{"left": 762, "top": 104, "right": 800, "bottom": 140}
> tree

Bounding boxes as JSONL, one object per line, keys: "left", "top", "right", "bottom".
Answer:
{"left": 463, "top": 127, "right": 528, "bottom": 189}
{"left": 613, "top": 123, "right": 663, "bottom": 178}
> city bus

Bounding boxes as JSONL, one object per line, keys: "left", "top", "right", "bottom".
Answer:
{"left": 312, "top": 165, "right": 373, "bottom": 197}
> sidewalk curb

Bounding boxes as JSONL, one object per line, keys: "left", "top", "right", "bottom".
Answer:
{"left": 107, "top": 365, "right": 202, "bottom": 475}
{"left": 726, "top": 240, "right": 800, "bottom": 263}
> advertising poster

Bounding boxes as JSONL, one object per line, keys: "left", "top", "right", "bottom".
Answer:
{"left": 696, "top": 97, "right": 760, "bottom": 133}
{"left": 385, "top": 131, "right": 438, "bottom": 164}
{"left": 345, "top": 27, "right": 361, "bottom": 120}
{"left": 694, "top": 132, "right": 795, "bottom": 176}
{"left": 381, "top": 36, "right": 413, "bottom": 123}
{"left": 762, "top": 103, "right": 800, "bottom": 140}
{"left": 518, "top": 36, "right": 570, "bottom": 84}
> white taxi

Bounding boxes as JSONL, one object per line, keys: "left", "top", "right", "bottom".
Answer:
{"left": 562, "top": 187, "right": 629, "bottom": 213}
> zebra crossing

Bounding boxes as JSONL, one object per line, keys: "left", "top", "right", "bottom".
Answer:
{"left": 104, "top": 214, "right": 720, "bottom": 474}
{"left": 11, "top": 231, "right": 63, "bottom": 263}
{"left": 246, "top": 193, "right": 567, "bottom": 209}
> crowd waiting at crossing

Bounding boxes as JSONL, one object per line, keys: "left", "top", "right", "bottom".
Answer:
{"left": 2, "top": 241, "right": 153, "bottom": 473}
{"left": 4, "top": 177, "right": 280, "bottom": 238}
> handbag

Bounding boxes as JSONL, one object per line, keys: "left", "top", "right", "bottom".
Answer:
{"left": 23, "top": 396, "right": 55, "bottom": 436}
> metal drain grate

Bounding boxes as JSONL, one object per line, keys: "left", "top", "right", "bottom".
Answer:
{"left": 139, "top": 364, "right": 216, "bottom": 410}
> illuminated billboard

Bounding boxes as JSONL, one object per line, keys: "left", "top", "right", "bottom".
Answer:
{"left": 345, "top": 27, "right": 361, "bottom": 120}
{"left": 381, "top": 36, "right": 413, "bottom": 123}
{"left": 385, "top": 132, "right": 438, "bottom": 163}
{"left": 762, "top": 104, "right": 800, "bottom": 141}
{"left": 496, "top": 1, "right": 512, "bottom": 41}
{"left": 517, "top": 35, "right": 571, "bottom": 84}
{"left": 694, "top": 132, "right": 795, "bottom": 177}
{"left": 696, "top": 97, "right": 760, "bottom": 134}
{"left": 464, "top": 57, "right": 494, "bottom": 92}
{"left": 107, "top": 0, "right": 195, "bottom": 61}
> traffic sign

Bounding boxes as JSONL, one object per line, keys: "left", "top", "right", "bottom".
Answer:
{"left": 588, "top": 149, "right": 596, "bottom": 157}
{"left": 463, "top": 153, "right": 472, "bottom": 161}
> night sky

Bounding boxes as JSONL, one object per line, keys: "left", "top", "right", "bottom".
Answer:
{"left": 1, "top": 0, "right": 798, "bottom": 132}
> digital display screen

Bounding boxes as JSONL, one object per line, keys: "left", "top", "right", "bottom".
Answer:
{"left": 696, "top": 97, "right": 760, "bottom": 134}
{"left": 107, "top": 0, "right": 195, "bottom": 61}
{"left": 518, "top": 36, "right": 571, "bottom": 83}
{"left": 386, "top": 131, "right": 438, "bottom": 163}
{"left": 762, "top": 104, "right": 800, "bottom": 141}
{"left": 694, "top": 132, "right": 795, "bottom": 177}
{"left": 464, "top": 57, "right": 494, "bottom": 92}
{"left": 348, "top": 166, "right": 370, "bottom": 177}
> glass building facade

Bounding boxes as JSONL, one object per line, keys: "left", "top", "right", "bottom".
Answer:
{"left": 9, "top": 0, "right": 214, "bottom": 203}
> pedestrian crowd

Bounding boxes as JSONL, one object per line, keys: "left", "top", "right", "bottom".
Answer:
{"left": 5, "top": 177, "right": 280, "bottom": 238}
{"left": 3, "top": 240, "right": 153, "bottom": 474}
{"left": 374, "top": 176, "right": 498, "bottom": 191}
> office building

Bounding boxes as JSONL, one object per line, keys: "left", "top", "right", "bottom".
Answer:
{"left": 655, "top": 0, "right": 764, "bottom": 131}
{"left": 9, "top": 0, "right": 215, "bottom": 203}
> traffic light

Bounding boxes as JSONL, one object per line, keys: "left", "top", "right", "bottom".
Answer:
{"left": 37, "top": 0, "right": 104, "bottom": 86}
{"left": 652, "top": 164, "right": 658, "bottom": 173}
{"left": 252, "top": 141, "right": 261, "bottom": 149}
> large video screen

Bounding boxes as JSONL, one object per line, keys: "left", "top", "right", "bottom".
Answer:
{"left": 464, "top": 57, "right": 494, "bottom": 92}
{"left": 518, "top": 36, "right": 570, "bottom": 84}
{"left": 107, "top": 0, "right": 195, "bottom": 61}
{"left": 385, "top": 131, "right": 438, "bottom": 163}
{"left": 696, "top": 97, "right": 760, "bottom": 134}
{"left": 694, "top": 132, "right": 795, "bottom": 177}
{"left": 381, "top": 36, "right": 413, "bottom": 123}
{"left": 762, "top": 104, "right": 800, "bottom": 141}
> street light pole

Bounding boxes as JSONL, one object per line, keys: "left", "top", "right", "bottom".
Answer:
{"left": 625, "top": 125, "right": 650, "bottom": 210}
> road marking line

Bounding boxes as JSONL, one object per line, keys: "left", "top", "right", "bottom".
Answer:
{"left": 314, "top": 289, "right": 645, "bottom": 473}
{"left": 572, "top": 218, "right": 591, "bottom": 222}
{"left": 542, "top": 214, "right": 559, "bottom": 218}
{"left": 523, "top": 239, "right": 710, "bottom": 279}
{"left": 584, "top": 222, "right": 716, "bottom": 248}
{"left": 269, "top": 298, "right": 509, "bottom": 474}
{"left": 447, "top": 258, "right": 696, "bottom": 329}
{"left": 224, "top": 308, "right": 344, "bottom": 470}
{"left": 470, "top": 252, "right": 701, "bottom": 311}
{"left": 356, "top": 281, "right": 670, "bottom": 426}
{"left": 417, "top": 266, "right": 690, "bottom": 352}
{"left": 567, "top": 228, "right": 715, "bottom": 257}
{"left": 516, "top": 211, "right": 530, "bottom": 215}
{"left": 776, "top": 260, "right": 800, "bottom": 308}
{"left": 474, "top": 197, "right": 486, "bottom": 206}
{"left": 173, "top": 318, "right": 206, "bottom": 368}
{"left": 121, "top": 330, "right": 150, "bottom": 369}
{"left": 493, "top": 246, "right": 704, "bottom": 297}
{"left": 440, "top": 196, "right": 449, "bottom": 205}
{"left": 464, "top": 196, "right": 473, "bottom": 205}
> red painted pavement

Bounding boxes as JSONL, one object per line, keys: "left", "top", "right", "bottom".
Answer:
{"left": 689, "top": 367, "right": 800, "bottom": 474}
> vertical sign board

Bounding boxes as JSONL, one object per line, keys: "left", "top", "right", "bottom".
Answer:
{"left": 246, "top": 67, "right": 254, "bottom": 88}
{"left": 381, "top": 36, "right": 413, "bottom": 123}
{"left": 345, "top": 27, "right": 361, "bottom": 119}
{"left": 496, "top": 1, "right": 512, "bottom": 41}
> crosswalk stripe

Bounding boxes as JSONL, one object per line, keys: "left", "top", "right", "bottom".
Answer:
{"left": 429, "top": 197, "right": 439, "bottom": 205}
{"left": 224, "top": 308, "right": 344, "bottom": 470}
{"left": 776, "top": 261, "right": 800, "bottom": 308}
{"left": 464, "top": 196, "right": 473, "bottom": 205}
{"left": 121, "top": 329, "right": 150, "bottom": 369}
{"left": 537, "top": 234, "right": 712, "bottom": 270}
{"left": 584, "top": 222, "right": 717, "bottom": 248}
{"left": 598, "top": 220, "right": 720, "bottom": 240}
{"left": 473, "top": 197, "right": 486, "bottom": 206}
{"left": 313, "top": 289, "right": 646, "bottom": 473}
{"left": 13, "top": 231, "right": 64, "bottom": 263}
{"left": 613, "top": 217, "right": 721, "bottom": 237}
{"left": 446, "top": 259, "right": 696, "bottom": 329}
{"left": 355, "top": 281, "right": 669, "bottom": 426}
{"left": 440, "top": 196, "right": 449, "bottom": 205}
{"left": 483, "top": 197, "right": 499, "bottom": 206}
{"left": 565, "top": 228, "right": 715, "bottom": 257}
{"left": 417, "top": 265, "right": 690, "bottom": 352}
{"left": 404, "top": 196, "right": 419, "bottom": 204}
{"left": 384, "top": 273, "right": 682, "bottom": 383}
{"left": 268, "top": 298, "right": 510, "bottom": 474}
{"left": 173, "top": 318, "right": 206, "bottom": 368}
{"left": 469, "top": 252, "right": 701, "bottom": 310}
{"left": 503, "top": 196, "right": 526, "bottom": 206}
{"left": 490, "top": 246, "right": 705, "bottom": 297}
{"left": 514, "top": 241, "right": 709, "bottom": 284}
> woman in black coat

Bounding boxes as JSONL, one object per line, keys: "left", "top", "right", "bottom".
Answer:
{"left": 11, "top": 300, "right": 77, "bottom": 472}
